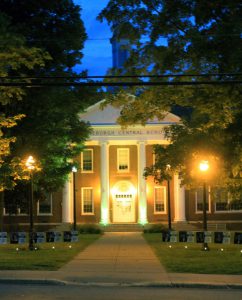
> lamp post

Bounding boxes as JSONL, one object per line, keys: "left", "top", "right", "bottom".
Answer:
{"left": 166, "top": 165, "right": 172, "bottom": 232}
{"left": 72, "top": 166, "right": 77, "bottom": 231}
{"left": 25, "top": 155, "right": 36, "bottom": 251}
{"left": 199, "top": 160, "right": 209, "bottom": 251}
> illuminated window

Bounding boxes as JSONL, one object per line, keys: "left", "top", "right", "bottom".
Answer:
{"left": 154, "top": 186, "right": 166, "bottom": 213}
{"left": 81, "top": 149, "right": 93, "bottom": 172}
{"left": 195, "top": 187, "right": 210, "bottom": 213}
{"left": 117, "top": 148, "right": 129, "bottom": 172}
{"left": 82, "top": 187, "right": 94, "bottom": 214}
{"left": 38, "top": 193, "right": 52, "bottom": 215}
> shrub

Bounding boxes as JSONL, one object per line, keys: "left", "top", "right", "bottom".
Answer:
{"left": 143, "top": 224, "right": 167, "bottom": 233}
{"left": 78, "top": 224, "right": 103, "bottom": 234}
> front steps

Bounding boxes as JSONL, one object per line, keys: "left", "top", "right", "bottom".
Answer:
{"left": 103, "top": 224, "right": 144, "bottom": 232}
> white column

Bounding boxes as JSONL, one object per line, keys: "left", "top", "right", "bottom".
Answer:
{"left": 62, "top": 175, "right": 73, "bottom": 223}
{"left": 138, "top": 141, "right": 148, "bottom": 224}
{"left": 100, "top": 141, "right": 109, "bottom": 224}
{"left": 173, "top": 174, "right": 186, "bottom": 222}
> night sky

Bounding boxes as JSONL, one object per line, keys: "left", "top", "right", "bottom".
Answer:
{"left": 74, "top": 0, "right": 112, "bottom": 76}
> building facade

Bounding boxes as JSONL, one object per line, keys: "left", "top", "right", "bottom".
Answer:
{"left": 2, "top": 100, "right": 242, "bottom": 231}
{"left": 60, "top": 101, "right": 242, "bottom": 230}
{"left": 62, "top": 101, "right": 186, "bottom": 226}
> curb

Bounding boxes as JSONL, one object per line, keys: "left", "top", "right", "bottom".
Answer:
{"left": 0, "top": 278, "right": 242, "bottom": 289}
{"left": 0, "top": 278, "right": 66, "bottom": 286}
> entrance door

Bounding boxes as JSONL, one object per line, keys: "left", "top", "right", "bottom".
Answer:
{"left": 112, "top": 181, "right": 136, "bottom": 223}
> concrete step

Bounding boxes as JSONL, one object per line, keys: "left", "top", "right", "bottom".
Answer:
{"left": 103, "top": 224, "right": 144, "bottom": 232}
{"left": 172, "top": 223, "right": 199, "bottom": 231}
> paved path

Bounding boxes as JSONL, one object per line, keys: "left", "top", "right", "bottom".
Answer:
{"left": 0, "top": 232, "right": 241, "bottom": 288}
{"left": 59, "top": 232, "right": 169, "bottom": 284}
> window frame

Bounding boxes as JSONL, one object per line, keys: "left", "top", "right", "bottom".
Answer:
{"left": 81, "top": 149, "right": 94, "bottom": 173}
{"left": 213, "top": 189, "right": 242, "bottom": 213}
{"left": 81, "top": 187, "right": 94, "bottom": 215}
{"left": 195, "top": 187, "right": 211, "bottom": 214}
{"left": 37, "top": 193, "right": 53, "bottom": 216}
{"left": 117, "top": 148, "right": 130, "bottom": 173}
{"left": 154, "top": 186, "right": 167, "bottom": 214}
{"left": 3, "top": 204, "right": 28, "bottom": 216}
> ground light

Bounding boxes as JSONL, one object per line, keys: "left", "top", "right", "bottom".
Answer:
{"left": 199, "top": 160, "right": 210, "bottom": 251}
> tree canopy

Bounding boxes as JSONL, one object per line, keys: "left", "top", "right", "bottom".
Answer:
{"left": 98, "top": 0, "right": 242, "bottom": 193}
{"left": 0, "top": 1, "right": 99, "bottom": 194}
{"left": 0, "top": 12, "right": 50, "bottom": 191}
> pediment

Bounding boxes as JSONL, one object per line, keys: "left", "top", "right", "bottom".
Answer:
{"left": 81, "top": 100, "right": 180, "bottom": 126}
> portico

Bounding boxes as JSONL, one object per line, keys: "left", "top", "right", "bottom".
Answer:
{"left": 62, "top": 101, "right": 186, "bottom": 226}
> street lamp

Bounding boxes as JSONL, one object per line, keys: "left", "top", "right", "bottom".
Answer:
{"left": 199, "top": 160, "right": 209, "bottom": 251}
{"left": 72, "top": 166, "right": 77, "bottom": 231}
{"left": 166, "top": 164, "right": 172, "bottom": 232}
{"left": 25, "top": 155, "right": 36, "bottom": 251}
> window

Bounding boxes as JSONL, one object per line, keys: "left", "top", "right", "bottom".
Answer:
{"left": 154, "top": 186, "right": 166, "bottom": 214}
{"left": 3, "top": 203, "right": 28, "bottom": 215}
{"left": 117, "top": 148, "right": 129, "bottom": 172}
{"left": 18, "top": 203, "right": 28, "bottom": 215}
{"left": 195, "top": 187, "right": 210, "bottom": 213}
{"left": 213, "top": 188, "right": 242, "bottom": 212}
{"left": 81, "top": 149, "right": 93, "bottom": 172}
{"left": 82, "top": 188, "right": 94, "bottom": 214}
{"left": 152, "top": 152, "right": 157, "bottom": 165}
{"left": 3, "top": 185, "right": 28, "bottom": 215}
{"left": 38, "top": 193, "right": 52, "bottom": 215}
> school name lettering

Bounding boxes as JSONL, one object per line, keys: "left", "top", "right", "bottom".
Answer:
{"left": 92, "top": 129, "right": 163, "bottom": 136}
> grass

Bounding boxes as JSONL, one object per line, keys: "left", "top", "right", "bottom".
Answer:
{"left": 143, "top": 233, "right": 242, "bottom": 275}
{"left": 0, "top": 234, "right": 100, "bottom": 271}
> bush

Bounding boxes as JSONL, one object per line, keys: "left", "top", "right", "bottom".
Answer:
{"left": 143, "top": 224, "right": 167, "bottom": 233}
{"left": 78, "top": 224, "right": 103, "bottom": 234}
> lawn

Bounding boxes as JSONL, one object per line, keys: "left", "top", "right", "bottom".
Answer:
{"left": 0, "top": 234, "right": 100, "bottom": 271}
{"left": 144, "top": 233, "right": 242, "bottom": 275}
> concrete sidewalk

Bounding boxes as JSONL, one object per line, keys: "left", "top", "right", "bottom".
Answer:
{"left": 0, "top": 232, "right": 241, "bottom": 288}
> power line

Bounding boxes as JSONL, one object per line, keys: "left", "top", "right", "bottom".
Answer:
{"left": 0, "top": 80, "right": 241, "bottom": 87}
{"left": 1, "top": 73, "right": 241, "bottom": 80}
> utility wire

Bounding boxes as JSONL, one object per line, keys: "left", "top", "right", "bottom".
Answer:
{"left": 1, "top": 73, "right": 242, "bottom": 80}
{"left": 0, "top": 80, "right": 241, "bottom": 87}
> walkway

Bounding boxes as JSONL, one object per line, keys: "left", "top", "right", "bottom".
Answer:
{"left": 59, "top": 232, "right": 169, "bottom": 284}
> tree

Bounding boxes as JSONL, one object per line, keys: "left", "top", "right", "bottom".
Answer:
{"left": 98, "top": 0, "right": 242, "bottom": 195}
{"left": 0, "top": 13, "right": 51, "bottom": 228}
{"left": 0, "top": 1, "right": 99, "bottom": 212}
{"left": 0, "top": 12, "right": 51, "bottom": 186}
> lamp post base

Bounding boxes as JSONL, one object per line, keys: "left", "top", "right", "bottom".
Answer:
{"left": 202, "top": 242, "right": 209, "bottom": 251}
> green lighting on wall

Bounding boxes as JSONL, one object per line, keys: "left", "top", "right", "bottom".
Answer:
{"left": 100, "top": 207, "right": 109, "bottom": 226}
{"left": 139, "top": 206, "right": 148, "bottom": 225}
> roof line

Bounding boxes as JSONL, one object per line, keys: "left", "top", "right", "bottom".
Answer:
{"left": 90, "top": 122, "right": 177, "bottom": 126}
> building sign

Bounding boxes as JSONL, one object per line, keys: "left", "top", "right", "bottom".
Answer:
{"left": 92, "top": 128, "right": 165, "bottom": 137}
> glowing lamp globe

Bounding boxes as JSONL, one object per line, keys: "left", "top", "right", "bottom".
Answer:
{"left": 199, "top": 160, "right": 209, "bottom": 172}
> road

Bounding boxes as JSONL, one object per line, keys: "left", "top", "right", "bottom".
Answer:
{"left": 1, "top": 284, "right": 242, "bottom": 300}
